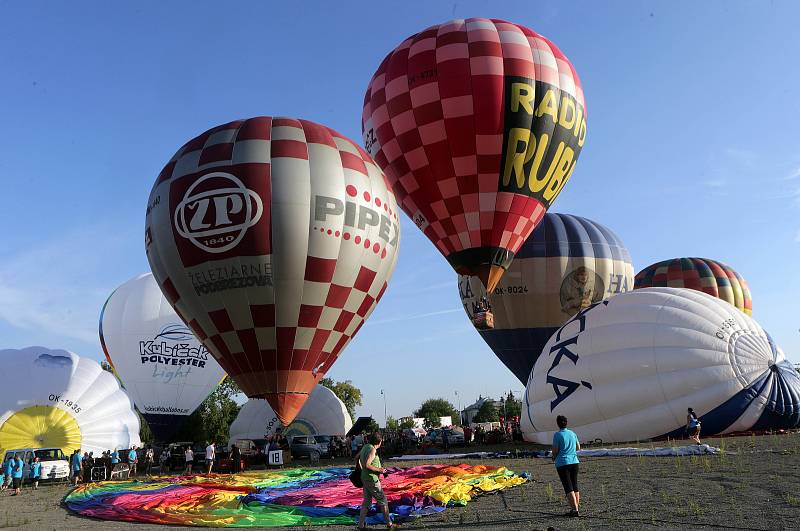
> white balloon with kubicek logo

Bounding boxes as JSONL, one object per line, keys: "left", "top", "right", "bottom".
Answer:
{"left": 100, "top": 273, "right": 227, "bottom": 440}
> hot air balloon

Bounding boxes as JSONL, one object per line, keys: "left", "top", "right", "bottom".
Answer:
{"left": 228, "top": 385, "right": 353, "bottom": 444}
{"left": 145, "top": 117, "right": 400, "bottom": 425}
{"left": 363, "top": 18, "right": 587, "bottom": 292}
{"left": 634, "top": 257, "right": 752, "bottom": 315}
{"left": 100, "top": 273, "right": 227, "bottom": 441}
{"left": 522, "top": 288, "right": 800, "bottom": 444}
{"left": 458, "top": 213, "right": 633, "bottom": 384}
{"left": 0, "top": 347, "right": 141, "bottom": 456}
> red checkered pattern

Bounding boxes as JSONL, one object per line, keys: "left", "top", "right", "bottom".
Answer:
{"left": 363, "top": 18, "right": 582, "bottom": 260}
{"left": 146, "top": 117, "right": 400, "bottom": 421}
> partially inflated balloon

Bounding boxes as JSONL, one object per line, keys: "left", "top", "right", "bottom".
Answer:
{"left": 363, "top": 18, "right": 586, "bottom": 292}
{"left": 100, "top": 273, "right": 227, "bottom": 441}
{"left": 146, "top": 117, "right": 400, "bottom": 425}
{"left": 522, "top": 288, "right": 800, "bottom": 444}
{"left": 459, "top": 213, "right": 633, "bottom": 383}
{"left": 0, "top": 347, "right": 141, "bottom": 456}
{"left": 229, "top": 385, "right": 353, "bottom": 443}
{"left": 634, "top": 257, "right": 752, "bottom": 315}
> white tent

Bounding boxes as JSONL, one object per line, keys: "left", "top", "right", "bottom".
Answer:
{"left": 229, "top": 384, "right": 352, "bottom": 444}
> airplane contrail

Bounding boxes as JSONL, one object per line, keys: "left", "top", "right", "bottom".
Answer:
{"left": 369, "top": 308, "right": 463, "bottom": 325}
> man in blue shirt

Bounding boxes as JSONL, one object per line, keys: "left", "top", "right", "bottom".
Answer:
{"left": 111, "top": 449, "right": 120, "bottom": 465}
{"left": 71, "top": 449, "right": 83, "bottom": 486}
{"left": 128, "top": 446, "right": 138, "bottom": 476}
{"left": 2, "top": 456, "right": 13, "bottom": 491}
{"left": 551, "top": 415, "right": 581, "bottom": 517}
{"left": 11, "top": 455, "right": 24, "bottom": 495}
{"left": 30, "top": 457, "right": 41, "bottom": 490}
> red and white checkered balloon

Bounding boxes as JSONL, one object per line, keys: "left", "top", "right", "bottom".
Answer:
{"left": 363, "top": 18, "right": 586, "bottom": 292}
{"left": 145, "top": 117, "right": 400, "bottom": 425}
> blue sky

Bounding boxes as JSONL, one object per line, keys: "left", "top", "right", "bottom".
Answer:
{"left": 1, "top": 1, "right": 798, "bottom": 422}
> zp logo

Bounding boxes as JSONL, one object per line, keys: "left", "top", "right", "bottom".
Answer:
{"left": 174, "top": 172, "right": 263, "bottom": 253}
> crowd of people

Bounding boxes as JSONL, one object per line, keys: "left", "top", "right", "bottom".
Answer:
{"left": 0, "top": 453, "right": 39, "bottom": 495}
{"left": 67, "top": 445, "right": 154, "bottom": 485}
{"left": 2, "top": 422, "right": 531, "bottom": 495}
{"left": 0, "top": 440, "right": 228, "bottom": 494}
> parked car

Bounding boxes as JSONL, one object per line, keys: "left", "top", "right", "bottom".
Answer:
{"left": 191, "top": 443, "right": 209, "bottom": 467}
{"left": 229, "top": 438, "right": 269, "bottom": 458}
{"left": 167, "top": 442, "right": 199, "bottom": 470}
{"left": 230, "top": 439, "right": 254, "bottom": 455}
{"left": 2, "top": 448, "right": 70, "bottom": 481}
{"left": 313, "top": 435, "right": 334, "bottom": 458}
{"left": 215, "top": 450, "right": 246, "bottom": 473}
{"left": 425, "top": 429, "right": 465, "bottom": 446}
{"left": 289, "top": 436, "right": 323, "bottom": 459}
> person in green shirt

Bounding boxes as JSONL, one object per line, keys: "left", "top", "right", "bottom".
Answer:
{"left": 356, "top": 432, "right": 397, "bottom": 530}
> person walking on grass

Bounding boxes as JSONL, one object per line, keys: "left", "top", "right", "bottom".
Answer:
{"left": 10, "top": 454, "right": 24, "bottom": 495}
{"left": 356, "top": 433, "right": 397, "bottom": 530}
{"left": 2, "top": 455, "right": 13, "bottom": 490}
{"left": 205, "top": 441, "right": 216, "bottom": 474}
{"left": 71, "top": 448, "right": 83, "bottom": 486}
{"left": 551, "top": 415, "right": 581, "bottom": 517}
{"left": 128, "top": 446, "right": 138, "bottom": 476}
{"left": 160, "top": 448, "right": 170, "bottom": 473}
{"left": 144, "top": 447, "right": 154, "bottom": 475}
{"left": 184, "top": 446, "right": 194, "bottom": 475}
{"left": 30, "top": 456, "right": 41, "bottom": 489}
{"left": 687, "top": 408, "right": 702, "bottom": 444}
{"left": 231, "top": 444, "right": 241, "bottom": 474}
{"left": 350, "top": 436, "right": 358, "bottom": 458}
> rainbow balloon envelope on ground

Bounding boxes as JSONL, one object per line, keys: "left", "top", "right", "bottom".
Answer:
{"left": 64, "top": 465, "right": 526, "bottom": 527}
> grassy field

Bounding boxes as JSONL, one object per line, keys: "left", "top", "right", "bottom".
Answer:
{"left": 2, "top": 432, "right": 799, "bottom": 530}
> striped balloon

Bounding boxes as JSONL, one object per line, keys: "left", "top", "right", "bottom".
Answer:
{"left": 459, "top": 213, "right": 633, "bottom": 383}
{"left": 145, "top": 117, "right": 400, "bottom": 425}
{"left": 363, "top": 18, "right": 587, "bottom": 293}
{"left": 634, "top": 258, "right": 752, "bottom": 315}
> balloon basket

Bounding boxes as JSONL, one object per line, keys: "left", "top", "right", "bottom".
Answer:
{"left": 472, "top": 311, "right": 494, "bottom": 330}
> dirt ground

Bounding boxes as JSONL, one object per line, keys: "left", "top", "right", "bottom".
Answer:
{"left": 2, "top": 433, "right": 799, "bottom": 530}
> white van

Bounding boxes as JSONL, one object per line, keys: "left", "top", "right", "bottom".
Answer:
{"left": 2, "top": 448, "right": 70, "bottom": 480}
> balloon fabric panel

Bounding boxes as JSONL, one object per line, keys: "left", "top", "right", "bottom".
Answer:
{"left": 363, "top": 19, "right": 587, "bottom": 291}
{"left": 64, "top": 465, "right": 527, "bottom": 527}
{"left": 146, "top": 117, "right": 400, "bottom": 425}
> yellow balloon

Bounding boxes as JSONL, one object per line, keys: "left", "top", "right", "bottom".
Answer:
{"left": 0, "top": 405, "right": 82, "bottom": 455}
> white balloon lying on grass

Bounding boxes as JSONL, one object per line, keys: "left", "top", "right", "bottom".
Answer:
{"left": 0, "top": 347, "right": 141, "bottom": 456}
{"left": 522, "top": 287, "right": 800, "bottom": 444}
{"left": 229, "top": 384, "right": 352, "bottom": 444}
